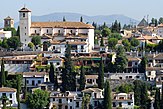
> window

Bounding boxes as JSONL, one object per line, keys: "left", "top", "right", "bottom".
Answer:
{"left": 26, "top": 80, "right": 29, "bottom": 84}
{"left": 23, "top": 13, "right": 25, "bottom": 17}
{"left": 70, "top": 106, "right": 72, "bottom": 109}
{"left": 119, "top": 77, "right": 122, "bottom": 79}
{"left": 70, "top": 30, "right": 73, "bottom": 33}
{"left": 70, "top": 99, "right": 72, "bottom": 102}
{"left": 94, "top": 101, "right": 97, "bottom": 106}
{"left": 10, "top": 100, "right": 12, "bottom": 104}
{"left": 148, "top": 72, "right": 151, "bottom": 76}
{"left": 35, "top": 30, "right": 36, "bottom": 33}
{"left": 119, "top": 102, "right": 122, "bottom": 107}
{"left": 76, "top": 102, "right": 79, "bottom": 107}
{"left": 25, "top": 33, "right": 26, "bottom": 35}
{"left": 10, "top": 94, "right": 12, "bottom": 98}
{"left": 94, "top": 93, "right": 97, "bottom": 98}
{"left": 2, "top": 93, "right": 6, "bottom": 96}
{"left": 47, "top": 29, "right": 49, "bottom": 33}
{"left": 59, "top": 99, "right": 62, "bottom": 103}
{"left": 53, "top": 98, "right": 55, "bottom": 101}
{"left": 46, "top": 78, "right": 48, "bottom": 82}
{"left": 25, "top": 27, "right": 26, "bottom": 29}
{"left": 57, "top": 62, "right": 60, "bottom": 65}
{"left": 129, "top": 76, "right": 132, "bottom": 79}
{"left": 38, "top": 80, "right": 41, "bottom": 84}
{"left": 25, "top": 39, "right": 26, "bottom": 41}
{"left": 58, "top": 30, "right": 61, "bottom": 34}
{"left": 32, "top": 80, "right": 35, "bottom": 85}
{"left": 113, "top": 102, "right": 116, "bottom": 107}
{"left": 128, "top": 102, "right": 131, "bottom": 105}
{"left": 65, "top": 106, "right": 68, "bottom": 109}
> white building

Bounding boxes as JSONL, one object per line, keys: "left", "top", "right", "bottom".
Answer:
{"left": 19, "top": 6, "right": 94, "bottom": 53}
{"left": 157, "top": 24, "right": 163, "bottom": 37}
{"left": 21, "top": 72, "right": 49, "bottom": 90}
{"left": 112, "top": 92, "right": 134, "bottom": 109}
{"left": 0, "top": 29, "right": 11, "bottom": 41}
{"left": 49, "top": 91, "right": 82, "bottom": 109}
{"left": 0, "top": 87, "right": 18, "bottom": 108}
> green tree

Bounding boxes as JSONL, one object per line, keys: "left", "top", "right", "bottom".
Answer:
{"left": 98, "top": 57, "right": 104, "bottom": 89}
{"left": 24, "top": 78, "right": 27, "bottom": 100}
{"left": 1, "top": 38, "right": 8, "bottom": 49}
{"left": 154, "top": 88, "right": 160, "bottom": 109}
{"left": 49, "top": 62, "right": 58, "bottom": 89}
{"left": 114, "top": 46, "right": 127, "bottom": 73}
{"left": 100, "top": 37, "right": 104, "bottom": 46}
{"left": 110, "top": 33, "right": 122, "bottom": 40}
{"left": 122, "top": 39, "right": 131, "bottom": 51}
{"left": 79, "top": 65, "right": 86, "bottom": 91}
{"left": 0, "top": 58, "right": 6, "bottom": 87}
{"left": 82, "top": 94, "right": 91, "bottom": 109}
{"left": 62, "top": 42, "right": 76, "bottom": 92}
{"left": 63, "top": 16, "right": 66, "bottom": 22}
{"left": 31, "top": 36, "right": 41, "bottom": 46}
{"left": 130, "top": 38, "right": 140, "bottom": 47}
{"left": 4, "top": 27, "right": 17, "bottom": 36}
{"left": 134, "top": 80, "right": 142, "bottom": 106}
{"left": 104, "top": 80, "right": 112, "bottom": 109}
{"left": 108, "top": 38, "right": 118, "bottom": 50}
{"left": 80, "top": 16, "right": 83, "bottom": 22}
{"left": 111, "top": 20, "right": 121, "bottom": 33}
{"left": 28, "top": 42, "right": 34, "bottom": 50}
{"left": 159, "top": 17, "right": 163, "bottom": 24}
{"left": 26, "top": 89, "right": 49, "bottom": 109}
{"left": 138, "top": 56, "right": 147, "bottom": 73}
{"left": 101, "top": 28, "right": 111, "bottom": 37}
{"left": 160, "top": 82, "right": 163, "bottom": 109}
{"left": 7, "top": 36, "right": 20, "bottom": 49}
{"left": 16, "top": 74, "right": 22, "bottom": 109}
{"left": 116, "top": 83, "right": 134, "bottom": 93}
{"left": 140, "top": 82, "right": 148, "bottom": 109}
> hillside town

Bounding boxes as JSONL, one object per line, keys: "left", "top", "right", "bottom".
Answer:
{"left": 0, "top": 6, "right": 163, "bottom": 109}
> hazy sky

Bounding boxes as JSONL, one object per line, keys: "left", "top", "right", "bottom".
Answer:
{"left": 0, "top": 0, "right": 163, "bottom": 23}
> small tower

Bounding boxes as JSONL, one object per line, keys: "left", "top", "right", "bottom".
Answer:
{"left": 4, "top": 16, "right": 14, "bottom": 28}
{"left": 19, "top": 6, "right": 31, "bottom": 49}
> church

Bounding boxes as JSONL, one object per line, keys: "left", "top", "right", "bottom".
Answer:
{"left": 19, "top": 6, "right": 95, "bottom": 54}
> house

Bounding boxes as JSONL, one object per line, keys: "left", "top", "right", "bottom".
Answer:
{"left": 157, "top": 23, "right": 163, "bottom": 37}
{"left": 82, "top": 88, "right": 104, "bottom": 108}
{"left": 49, "top": 91, "right": 82, "bottom": 109}
{"left": 19, "top": 6, "right": 94, "bottom": 53}
{"left": 21, "top": 72, "right": 49, "bottom": 91}
{"left": 0, "top": 87, "right": 18, "bottom": 108}
{"left": 0, "top": 29, "right": 11, "bottom": 41}
{"left": 112, "top": 92, "right": 134, "bottom": 109}
{"left": 85, "top": 75, "right": 98, "bottom": 88}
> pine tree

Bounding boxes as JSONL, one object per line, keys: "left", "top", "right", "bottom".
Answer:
{"left": 79, "top": 65, "right": 85, "bottom": 91}
{"left": 154, "top": 88, "right": 160, "bottom": 109}
{"left": 62, "top": 42, "right": 76, "bottom": 92}
{"left": 16, "top": 74, "right": 22, "bottom": 109}
{"left": 104, "top": 80, "right": 112, "bottom": 109}
{"left": 80, "top": 16, "right": 83, "bottom": 22}
{"left": 0, "top": 58, "right": 6, "bottom": 87}
{"left": 98, "top": 57, "right": 104, "bottom": 89}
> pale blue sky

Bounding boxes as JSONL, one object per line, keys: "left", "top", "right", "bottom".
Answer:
{"left": 0, "top": 0, "right": 163, "bottom": 23}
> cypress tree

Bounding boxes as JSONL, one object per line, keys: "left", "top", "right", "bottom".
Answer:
{"left": 80, "top": 16, "right": 83, "bottom": 22}
{"left": 16, "top": 74, "right": 22, "bottom": 109}
{"left": 49, "top": 62, "right": 55, "bottom": 83}
{"left": 98, "top": 57, "right": 104, "bottom": 89}
{"left": 134, "top": 80, "right": 141, "bottom": 106}
{"left": 63, "top": 16, "right": 66, "bottom": 22}
{"left": 154, "top": 88, "right": 160, "bottom": 109}
{"left": 104, "top": 80, "right": 112, "bottom": 109}
{"left": 16, "top": 26, "right": 20, "bottom": 37}
{"left": 161, "top": 82, "right": 163, "bottom": 109}
{"left": 24, "top": 78, "right": 27, "bottom": 100}
{"left": 100, "top": 37, "right": 104, "bottom": 46}
{"left": 0, "top": 58, "right": 6, "bottom": 87}
{"left": 140, "top": 83, "right": 148, "bottom": 109}
{"left": 79, "top": 65, "right": 85, "bottom": 91}
{"left": 62, "top": 42, "right": 76, "bottom": 92}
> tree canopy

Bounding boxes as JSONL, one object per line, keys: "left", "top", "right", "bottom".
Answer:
{"left": 31, "top": 36, "right": 41, "bottom": 46}
{"left": 26, "top": 89, "right": 49, "bottom": 109}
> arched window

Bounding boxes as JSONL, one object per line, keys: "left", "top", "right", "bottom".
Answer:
{"left": 35, "top": 30, "right": 36, "bottom": 33}
{"left": 23, "top": 13, "right": 25, "bottom": 17}
{"left": 47, "top": 29, "right": 48, "bottom": 33}
{"left": 58, "top": 30, "right": 60, "bottom": 34}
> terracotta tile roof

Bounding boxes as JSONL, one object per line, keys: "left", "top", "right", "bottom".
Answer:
{"left": 158, "top": 23, "right": 163, "bottom": 27}
{"left": 136, "top": 35, "right": 163, "bottom": 40}
{"left": 127, "top": 56, "right": 141, "bottom": 61}
{"left": 50, "top": 41, "right": 87, "bottom": 45}
{"left": 146, "top": 67, "right": 163, "bottom": 71}
{"left": 4, "top": 16, "right": 13, "bottom": 20}
{"left": 31, "top": 22, "right": 94, "bottom": 29}
{"left": 154, "top": 54, "right": 163, "bottom": 59}
{"left": 20, "top": 72, "right": 47, "bottom": 76}
{"left": 85, "top": 75, "right": 98, "bottom": 79}
{"left": 82, "top": 88, "right": 102, "bottom": 93}
{"left": 0, "top": 87, "right": 16, "bottom": 92}
{"left": 19, "top": 7, "right": 31, "bottom": 12}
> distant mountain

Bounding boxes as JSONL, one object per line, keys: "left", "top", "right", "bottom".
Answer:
{"left": 32, "top": 12, "right": 139, "bottom": 26}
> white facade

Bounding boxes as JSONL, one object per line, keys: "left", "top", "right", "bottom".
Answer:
{"left": 19, "top": 7, "right": 94, "bottom": 52}
{"left": 158, "top": 24, "right": 163, "bottom": 37}
{"left": 0, "top": 87, "right": 18, "bottom": 108}
{"left": 49, "top": 91, "right": 82, "bottom": 109}
{"left": 0, "top": 29, "right": 11, "bottom": 41}
{"left": 112, "top": 92, "right": 134, "bottom": 109}
{"left": 19, "top": 7, "right": 31, "bottom": 49}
